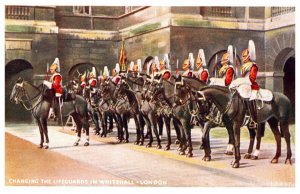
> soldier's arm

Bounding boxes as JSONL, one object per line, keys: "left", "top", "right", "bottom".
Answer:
{"left": 225, "top": 67, "right": 234, "bottom": 86}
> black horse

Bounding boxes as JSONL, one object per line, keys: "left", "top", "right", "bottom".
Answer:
{"left": 10, "top": 77, "right": 90, "bottom": 148}
{"left": 198, "top": 85, "right": 292, "bottom": 167}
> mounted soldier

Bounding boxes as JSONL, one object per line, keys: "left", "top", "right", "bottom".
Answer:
{"left": 159, "top": 54, "right": 171, "bottom": 80}
{"left": 210, "top": 45, "right": 235, "bottom": 86}
{"left": 112, "top": 63, "right": 121, "bottom": 85}
{"left": 182, "top": 53, "right": 195, "bottom": 77}
{"left": 43, "top": 57, "right": 63, "bottom": 120}
{"left": 79, "top": 72, "right": 87, "bottom": 91}
{"left": 87, "top": 67, "right": 98, "bottom": 95}
{"left": 194, "top": 49, "right": 209, "bottom": 83}
{"left": 229, "top": 40, "right": 266, "bottom": 124}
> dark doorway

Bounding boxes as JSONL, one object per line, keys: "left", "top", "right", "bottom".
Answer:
{"left": 5, "top": 59, "right": 34, "bottom": 123}
{"left": 68, "top": 63, "right": 96, "bottom": 80}
{"left": 283, "top": 57, "right": 295, "bottom": 123}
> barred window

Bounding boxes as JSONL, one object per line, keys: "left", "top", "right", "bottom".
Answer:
{"left": 73, "top": 6, "right": 91, "bottom": 15}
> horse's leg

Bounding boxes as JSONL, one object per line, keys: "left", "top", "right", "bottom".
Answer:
{"left": 92, "top": 110, "right": 101, "bottom": 135}
{"left": 72, "top": 113, "right": 82, "bottom": 146}
{"left": 144, "top": 116, "right": 153, "bottom": 147}
{"left": 36, "top": 118, "right": 44, "bottom": 148}
{"left": 122, "top": 114, "right": 129, "bottom": 143}
{"left": 41, "top": 118, "right": 49, "bottom": 149}
{"left": 164, "top": 116, "right": 172, "bottom": 151}
{"left": 133, "top": 115, "right": 140, "bottom": 145}
{"left": 280, "top": 121, "right": 292, "bottom": 164}
{"left": 178, "top": 118, "right": 188, "bottom": 155}
{"left": 82, "top": 113, "right": 90, "bottom": 146}
{"left": 244, "top": 125, "right": 256, "bottom": 159}
{"left": 99, "top": 111, "right": 106, "bottom": 137}
{"left": 173, "top": 118, "right": 181, "bottom": 145}
{"left": 149, "top": 113, "right": 161, "bottom": 149}
{"left": 108, "top": 114, "right": 114, "bottom": 133}
{"left": 224, "top": 123, "right": 234, "bottom": 155}
{"left": 232, "top": 122, "right": 241, "bottom": 168}
{"left": 158, "top": 115, "right": 164, "bottom": 137}
{"left": 268, "top": 117, "right": 281, "bottom": 163}
{"left": 139, "top": 114, "right": 145, "bottom": 146}
{"left": 251, "top": 123, "right": 265, "bottom": 160}
{"left": 116, "top": 114, "right": 123, "bottom": 143}
{"left": 202, "top": 121, "right": 214, "bottom": 161}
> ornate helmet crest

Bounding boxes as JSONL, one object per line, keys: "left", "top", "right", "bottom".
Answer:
{"left": 137, "top": 59, "right": 142, "bottom": 73}
{"left": 129, "top": 61, "right": 134, "bottom": 71}
{"left": 154, "top": 56, "right": 160, "bottom": 70}
{"left": 115, "top": 63, "right": 120, "bottom": 74}
{"left": 196, "top": 49, "right": 206, "bottom": 67}
{"left": 90, "top": 67, "right": 96, "bottom": 78}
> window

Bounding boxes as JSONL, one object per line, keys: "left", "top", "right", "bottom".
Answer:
{"left": 73, "top": 6, "right": 91, "bottom": 15}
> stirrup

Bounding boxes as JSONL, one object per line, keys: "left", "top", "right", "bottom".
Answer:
{"left": 249, "top": 120, "right": 257, "bottom": 129}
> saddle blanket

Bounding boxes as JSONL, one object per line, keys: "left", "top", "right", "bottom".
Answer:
{"left": 237, "top": 84, "right": 273, "bottom": 102}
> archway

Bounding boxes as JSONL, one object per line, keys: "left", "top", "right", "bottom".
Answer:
{"left": 68, "top": 63, "right": 97, "bottom": 80}
{"left": 283, "top": 57, "right": 295, "bottom": 123}
{"left": 5, "top": 59, "right": 34, "bottom": 123}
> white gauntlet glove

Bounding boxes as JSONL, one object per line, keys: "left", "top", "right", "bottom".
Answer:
{"left": 43, "top": 80, "right": 52, "bottom": 89}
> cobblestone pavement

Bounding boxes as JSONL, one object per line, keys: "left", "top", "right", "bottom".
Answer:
{"left": 5, "top": 121, "right": 295, "bottom": 187}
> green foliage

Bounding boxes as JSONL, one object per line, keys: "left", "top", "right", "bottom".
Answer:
{"left": 130, "top": 23, "right": 161, "bottom": 35}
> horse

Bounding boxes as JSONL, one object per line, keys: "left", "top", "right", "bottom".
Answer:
{"left": 114, "top": 77, "right": 146, "bottom": 145}
{"left": 198, "top": 85, "right": 292, "bottom": 167}
{"left": 10, "top": 77, "right": 90, "bottom": 148}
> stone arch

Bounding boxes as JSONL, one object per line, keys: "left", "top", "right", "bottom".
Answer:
{"left": 273, "top": 48, "right": 294, "bottom": 72}
{"left": 68, "top": 62, "right": 97, "bottom": 79}
{"left": 5, "top": 59, "right": 34, "bottom": 123}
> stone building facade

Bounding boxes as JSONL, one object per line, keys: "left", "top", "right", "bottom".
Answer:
{"left": 5, "top": 6, "right": 295, "bottom": 122}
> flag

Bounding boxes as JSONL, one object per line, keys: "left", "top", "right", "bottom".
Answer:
{"left": 119, "top": 39, "right": 127, "bottom": 72}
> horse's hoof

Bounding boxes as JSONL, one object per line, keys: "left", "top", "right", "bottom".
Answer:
{"left": 225, "top": 151, "right": 234, "bottom": 155}
{"left": 156, "top": 145, "right": 162, "bottom": 149}
{"left": 38, "top": 144, "right": 43, "bottom": 149}
{"left": 202, "top": 156, "right": 211, "bottom": 161}
{"left": 200, "top": 145, "right": 204, "bottom": 150}
{"left": 179, "top": 151, "right": 185, "bottom": 155}
{"left": 186, "top": 153, "right": 193, "bottom": 157}
{"left": 271, "top": 158, "right": 279, "bottom": 164}
{"left": 177, "top": 147, "right": 182, "bottom": 151}
{"left": 244, "top": 153, "right": 251, "bottom": 159}
{"left": 117, "top": 139, "right": 122, "bottom": 143}
{"left": 175, "top": 140, "right": 180, "bottom": 145}
{"left": 285, "top": 158, "right": 292, "bottom": 165}
{"left": 146, "top": 143, "right": 152, "bottom": 148}
{"left": 139, "top": 142, "right": 144, "bottom": 146}
{"left": 73, "top": 142, "right": 79, "bottom": 146}
{"left": 164, "top": 145, "right": 170, "bottom": 151}
{"left": 134, "top": 141, "right": 139, "bottom": 145}
{"left": 44, "top": 145, "right": 49, "bottom": 149}
{"left": 84, "top": 142, "right": 89, "bottom": 146}
{"left": 251, "top": 155, "right": 258, "bottom": 160}
{"left": 123, "top": 139, "right": 129, "bottom": 143}
{"left": 95, "top": 132, "right": 100, "bottom": 135}
{"left": 232, "top": 162, "right": 240, "bottom": 168}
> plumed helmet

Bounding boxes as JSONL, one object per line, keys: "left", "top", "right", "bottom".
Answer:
{"left": 115, "top": 63, "right": 120, "bottom": 74}
{"left": 196, "top": 49, "right": 206, "bottom": 67}
{"left": 182, "top": 59, "right": 190, "bottom": 70}
{"left": 248, "top": 40, "right": 256, "bottom": 62}
{"left": 154, "top": 56, "right": 160, "bottom": 70}
{"left": 50, "top": 57, "right": 60, "bottom": 72}
{"left": 163, "top": 54, "right": 170, "bottom": 69}
{"left": 103, "top": 66, "right": 109, "bottom": 77}
{"left": 129, "top": 61, "right": 134, "bottom": 71}
{"left": 188, "top": 53, "right": 194, "bottom": 70}
{"left": 227, "top": 45, "right": 234, "bottom": 64}
{"left": 146, "top": 59, "right": 153, "bottom": 75}
{"left": 137, "top": 59, "right": 142, "bottom": 72}
{"left": 90, "top": 67, "right": 96, "bottom": 78}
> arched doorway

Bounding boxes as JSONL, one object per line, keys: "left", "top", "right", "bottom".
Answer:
{"left": 283, "top": 57, "right": 295, "bottom": 123}
{"left": 68, "top": 63, "right": 97, "bottom": 80}
{"left": 5, "top": 59, "right": 34, "bottom": 123}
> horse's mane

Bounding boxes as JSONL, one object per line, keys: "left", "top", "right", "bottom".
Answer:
{"left": 200, "top": 85, "right": 230, "bottom": 94}
{"left": 182, "top": 76, "right": 206, "bottom": 84}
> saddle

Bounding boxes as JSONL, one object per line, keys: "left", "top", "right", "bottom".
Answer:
{"left": 237, "top": 84, "right": 273, "bottom": 102}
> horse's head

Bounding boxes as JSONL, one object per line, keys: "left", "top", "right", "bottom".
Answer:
{"left": 114, "top": 78, "right": 129, "bottom": 97}
{"left": 67, "top": 79, "right": 80, "bottom": 94}
{"left": 99, "top": 77, "right": 115, "bottom": 100}
{"left": 173, "top": 74, "right": 191, "bottom": 105}
{"left": 149, "top": 75, "right": 164, "bottom": 102}
{"left": 10, "top": 77, "right": 25, "bottom": 104}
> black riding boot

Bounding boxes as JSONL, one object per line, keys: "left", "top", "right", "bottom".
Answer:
{"left": 53, "top": 97, "right": 63, "bottom": 125}
{"left": 249, "top": 100, "right": 258, "bottom": 123}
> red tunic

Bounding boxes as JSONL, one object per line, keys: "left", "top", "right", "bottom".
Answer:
{"left": 224, "top": 67, "right": 234, "bottom": 86}
{"left": 51, "top": 74, "right": 62, "bottom": 94}
{"left": 199, "top": 70, "right": 209, "bottom": 83}
{"left": 80, "top": 82, "right": 86, "bottom": 89}
{"left": 162, "top": 71, "right": 171, "bottom": 80}
{"left": 249, "top": 64, "right": 260, "bottom": 90}
{"left": 88, "top": 79, "right": 97, "bottom": 87}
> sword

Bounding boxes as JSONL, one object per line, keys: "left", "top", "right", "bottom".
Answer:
{"left": 235, "top": 47, "right": 238, "bottom": 77}
{"left": 214, "top": 55, "right": 218, "bottom": 78}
